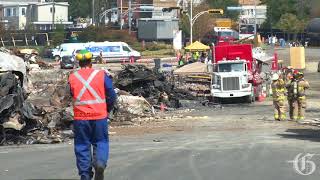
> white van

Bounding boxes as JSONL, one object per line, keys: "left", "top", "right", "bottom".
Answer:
{"left": 52, "top": 43, "right": 86, "bottom": 60}
{"left": 85, "top": 42, "right": 141, "bottom": 62}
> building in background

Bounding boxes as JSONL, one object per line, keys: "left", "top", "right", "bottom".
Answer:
{"left": 238, "top": 0, "right": 266, "bottom": 26}
{"left": 237, "top": 0, "right": 266, "bottom": 39}
{"left": 27, "top": 2, "right": 72, "bottom": 30}
{"left": 0, "top": 0, "right": 39, "bottom": 30}
{"left": 0, "top": 0, "right": 72, "bottom": 30}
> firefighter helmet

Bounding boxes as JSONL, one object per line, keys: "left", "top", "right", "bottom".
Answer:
{"left": 298, "top": 71, "right": 304, "bottom": 78}
{"left": 272, "top": 73, "right": 279, "bottom": 81}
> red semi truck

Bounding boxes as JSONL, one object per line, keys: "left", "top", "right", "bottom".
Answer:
{"left": 210, "top": 43, "right": 267, "bottom": 102}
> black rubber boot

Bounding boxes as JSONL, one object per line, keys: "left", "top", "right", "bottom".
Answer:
{"left": 94, "top": 166, "right": 104, "bottom": 180}
{"left": 80, "top": 174, "right": 91, "bottom": 180}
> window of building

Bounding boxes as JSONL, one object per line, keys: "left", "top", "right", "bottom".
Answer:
{"left": 12, "top": 8, "right": 16, "bottom": 16}
{"left": 5, "top": 8, "right": 11, "bottom": 17}
{"left": 50, "top": 7, "right": 55, "bottom": 13}
{"left": 22, "top": 8, "right": 26, "bottom": 16}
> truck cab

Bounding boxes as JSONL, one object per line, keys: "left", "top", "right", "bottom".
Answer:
{"left": 210, "top": 44, "right": 257, "bottom": 103}
{"left": 211, "top": 59, "right": 254, "bottom": 102}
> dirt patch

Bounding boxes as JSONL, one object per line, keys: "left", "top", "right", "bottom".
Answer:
{"left": 110, "top": 120, "right": 193, "bottom": 136}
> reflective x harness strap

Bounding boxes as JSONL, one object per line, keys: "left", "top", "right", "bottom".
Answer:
{"left": 74, "top": 70, "right": 105, "bottom": 105}
{"left": 276, "top": 88, "right": 285, "bottom": 93}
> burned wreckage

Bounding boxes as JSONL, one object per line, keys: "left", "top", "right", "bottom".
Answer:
{"left": 0, "top": 52, "right": 38, "bottom": 144}
{"left": 115, "top": 64, "right": 182, "bottom": 109}
{"left": 0, "top": 52, "right": 200, "bottom": 145}
{"left": 113, "top": 63, "right": 215, "bottom": 120}
{"left": 0, "top": 51, "right": 72, "bottom": 145}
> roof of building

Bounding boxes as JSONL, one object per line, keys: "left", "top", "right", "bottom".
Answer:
{"left": 35, "top": 2, "right": 69, "bottom": 6}
{"left": 0, "top": 0, "right": 68, "bottom": 6}
{"left": 0, "top": 0, "right": 41, "bottom": 6}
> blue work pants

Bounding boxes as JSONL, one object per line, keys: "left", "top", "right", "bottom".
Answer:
{"left": 73, "top": 119, "right": 109, "bottom": 180}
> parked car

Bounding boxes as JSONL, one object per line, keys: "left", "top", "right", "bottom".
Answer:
{"left": 85, "top": 41, "right": 141, "bottom": 62}
{"left": 52, "top": 43, "right": 86, "bottom": 61}
{"left": 60, "top": 56, "right": 77, "bottom": 69}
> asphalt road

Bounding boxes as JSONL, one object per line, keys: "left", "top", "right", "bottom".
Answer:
{"left": 1, "top": 102, "right": 320, "bottom": 180}
{"left": 1, "top": 47, "right": 320, "bottom": 180}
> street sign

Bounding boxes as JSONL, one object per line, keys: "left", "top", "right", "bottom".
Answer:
{"left": 227, "top": 6, "right": 243, "bottom": 11}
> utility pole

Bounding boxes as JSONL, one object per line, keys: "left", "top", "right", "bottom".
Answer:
{"left": 120, "top": 0, "right": 123, "bottom": 29}
{"left": 190, "top": 0, "right": 193, "bottom": 43}
{"left": 254, "top": 0, "right": 257, "bottom": 35}
{"left": 92, "top": 0, "right": 95, "bottom": 25}
{"left": 52, "top": 0, "right": 55, "bottom": 30}
{"left": 128, "top": 0, "right": 132, "bottom": 34}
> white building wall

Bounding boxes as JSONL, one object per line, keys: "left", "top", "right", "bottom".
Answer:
{"left": 2, "top": 5, "right": 27, "bottom": 30}
{"left": 239, "top": 5, "right": 267, "bottom": 25}
{"left": 37, "top": 4, "right": 68, "bottom": 22}
{"left": 18, "top": 6, "right": 27, "bottom": 29}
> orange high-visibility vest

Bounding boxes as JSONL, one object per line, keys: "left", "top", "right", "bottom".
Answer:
{"left": 69, "top": 68, "right": 107, "bottom": 120}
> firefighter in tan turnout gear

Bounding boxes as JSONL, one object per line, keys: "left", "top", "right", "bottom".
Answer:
{"left": 287, "top": 71, "right": 310, "bottom": 121}
{"left": 285, "top": 69, "right": 295, "bottom": 120}
{"left": 271, "top": 73, "right": 286, "bottom": 121}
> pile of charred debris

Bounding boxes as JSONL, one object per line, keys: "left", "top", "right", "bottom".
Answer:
{"left": 0, "top": 49, "right": 210, "bottom": 145}
{"left": 0, "top": 48, "right": 71, "bottom": 145}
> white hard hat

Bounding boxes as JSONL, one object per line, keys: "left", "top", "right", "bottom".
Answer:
{"left": 272, "top": 73, "right": 279, "bottom": 81}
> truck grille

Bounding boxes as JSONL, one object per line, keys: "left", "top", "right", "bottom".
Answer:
{"left": 223, "top": 77, "right": 240, "bottom": 91}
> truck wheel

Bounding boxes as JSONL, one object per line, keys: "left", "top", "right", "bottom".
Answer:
{"left": 251, "top": 94, "right": 256, "bottom": 102}
{"left": 213, "top": 97, "right": 221, "bottom": 103}
{"left": 245, "top": 95, "right": 252, "bottom": 103}
{"left": 245, "top": 93, "right": 254, "bottom": 103}
{"left": 251, "top": 86, "right": 256, "bottom": 103}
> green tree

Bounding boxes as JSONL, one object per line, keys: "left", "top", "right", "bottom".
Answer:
{"left": 68, "top": 0, "right": 91, "bottom": 19}
{"left": 193, "top": 3, "right": 218, "bottom": 41}
{"left": 261, "top": 0, "right": 312, "bottom": 28}
{"left": 67, "top": 0, "right": 110, "bottom": 21}
{"left": 276, "top": 13, "right": 305, "bottom": 40}
{"left": 309, "top": 0, "right": 320, "bottom": 17}
{"left": 52, "top": 24, "right": 65, "bottom": 46}
{"left": 78, "top": 25, "right": 99, "bottom": 42}
{"left": 0, "top": 23, "right": 6, "bottom": 36}
{"left": 179, "top": 14, "right": 190, "bottom": 37}
{"left": 180, "top": 1, "right": 238, "bottom": 42}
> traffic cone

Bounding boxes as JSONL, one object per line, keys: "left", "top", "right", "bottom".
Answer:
{"left": 160, "top": 103, "right": 165, "bottom": 112}
{"left": 272, "top": 51, "right": 278, "bottom": 70}
{"left": 130, "top": 57, "right": 134, "bottom": 64}
{"left": 258, "top": 92, "right": 265, "bottom": 102}
{"left": 262, "top": 91, "right": 267, "bottom": 98}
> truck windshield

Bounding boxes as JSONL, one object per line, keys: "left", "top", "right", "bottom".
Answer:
{"left": 218, "top": 31, "right": 233, "bottom": 37}
{"left": 218, "top": 63, "right": 243, "bottom": 72}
